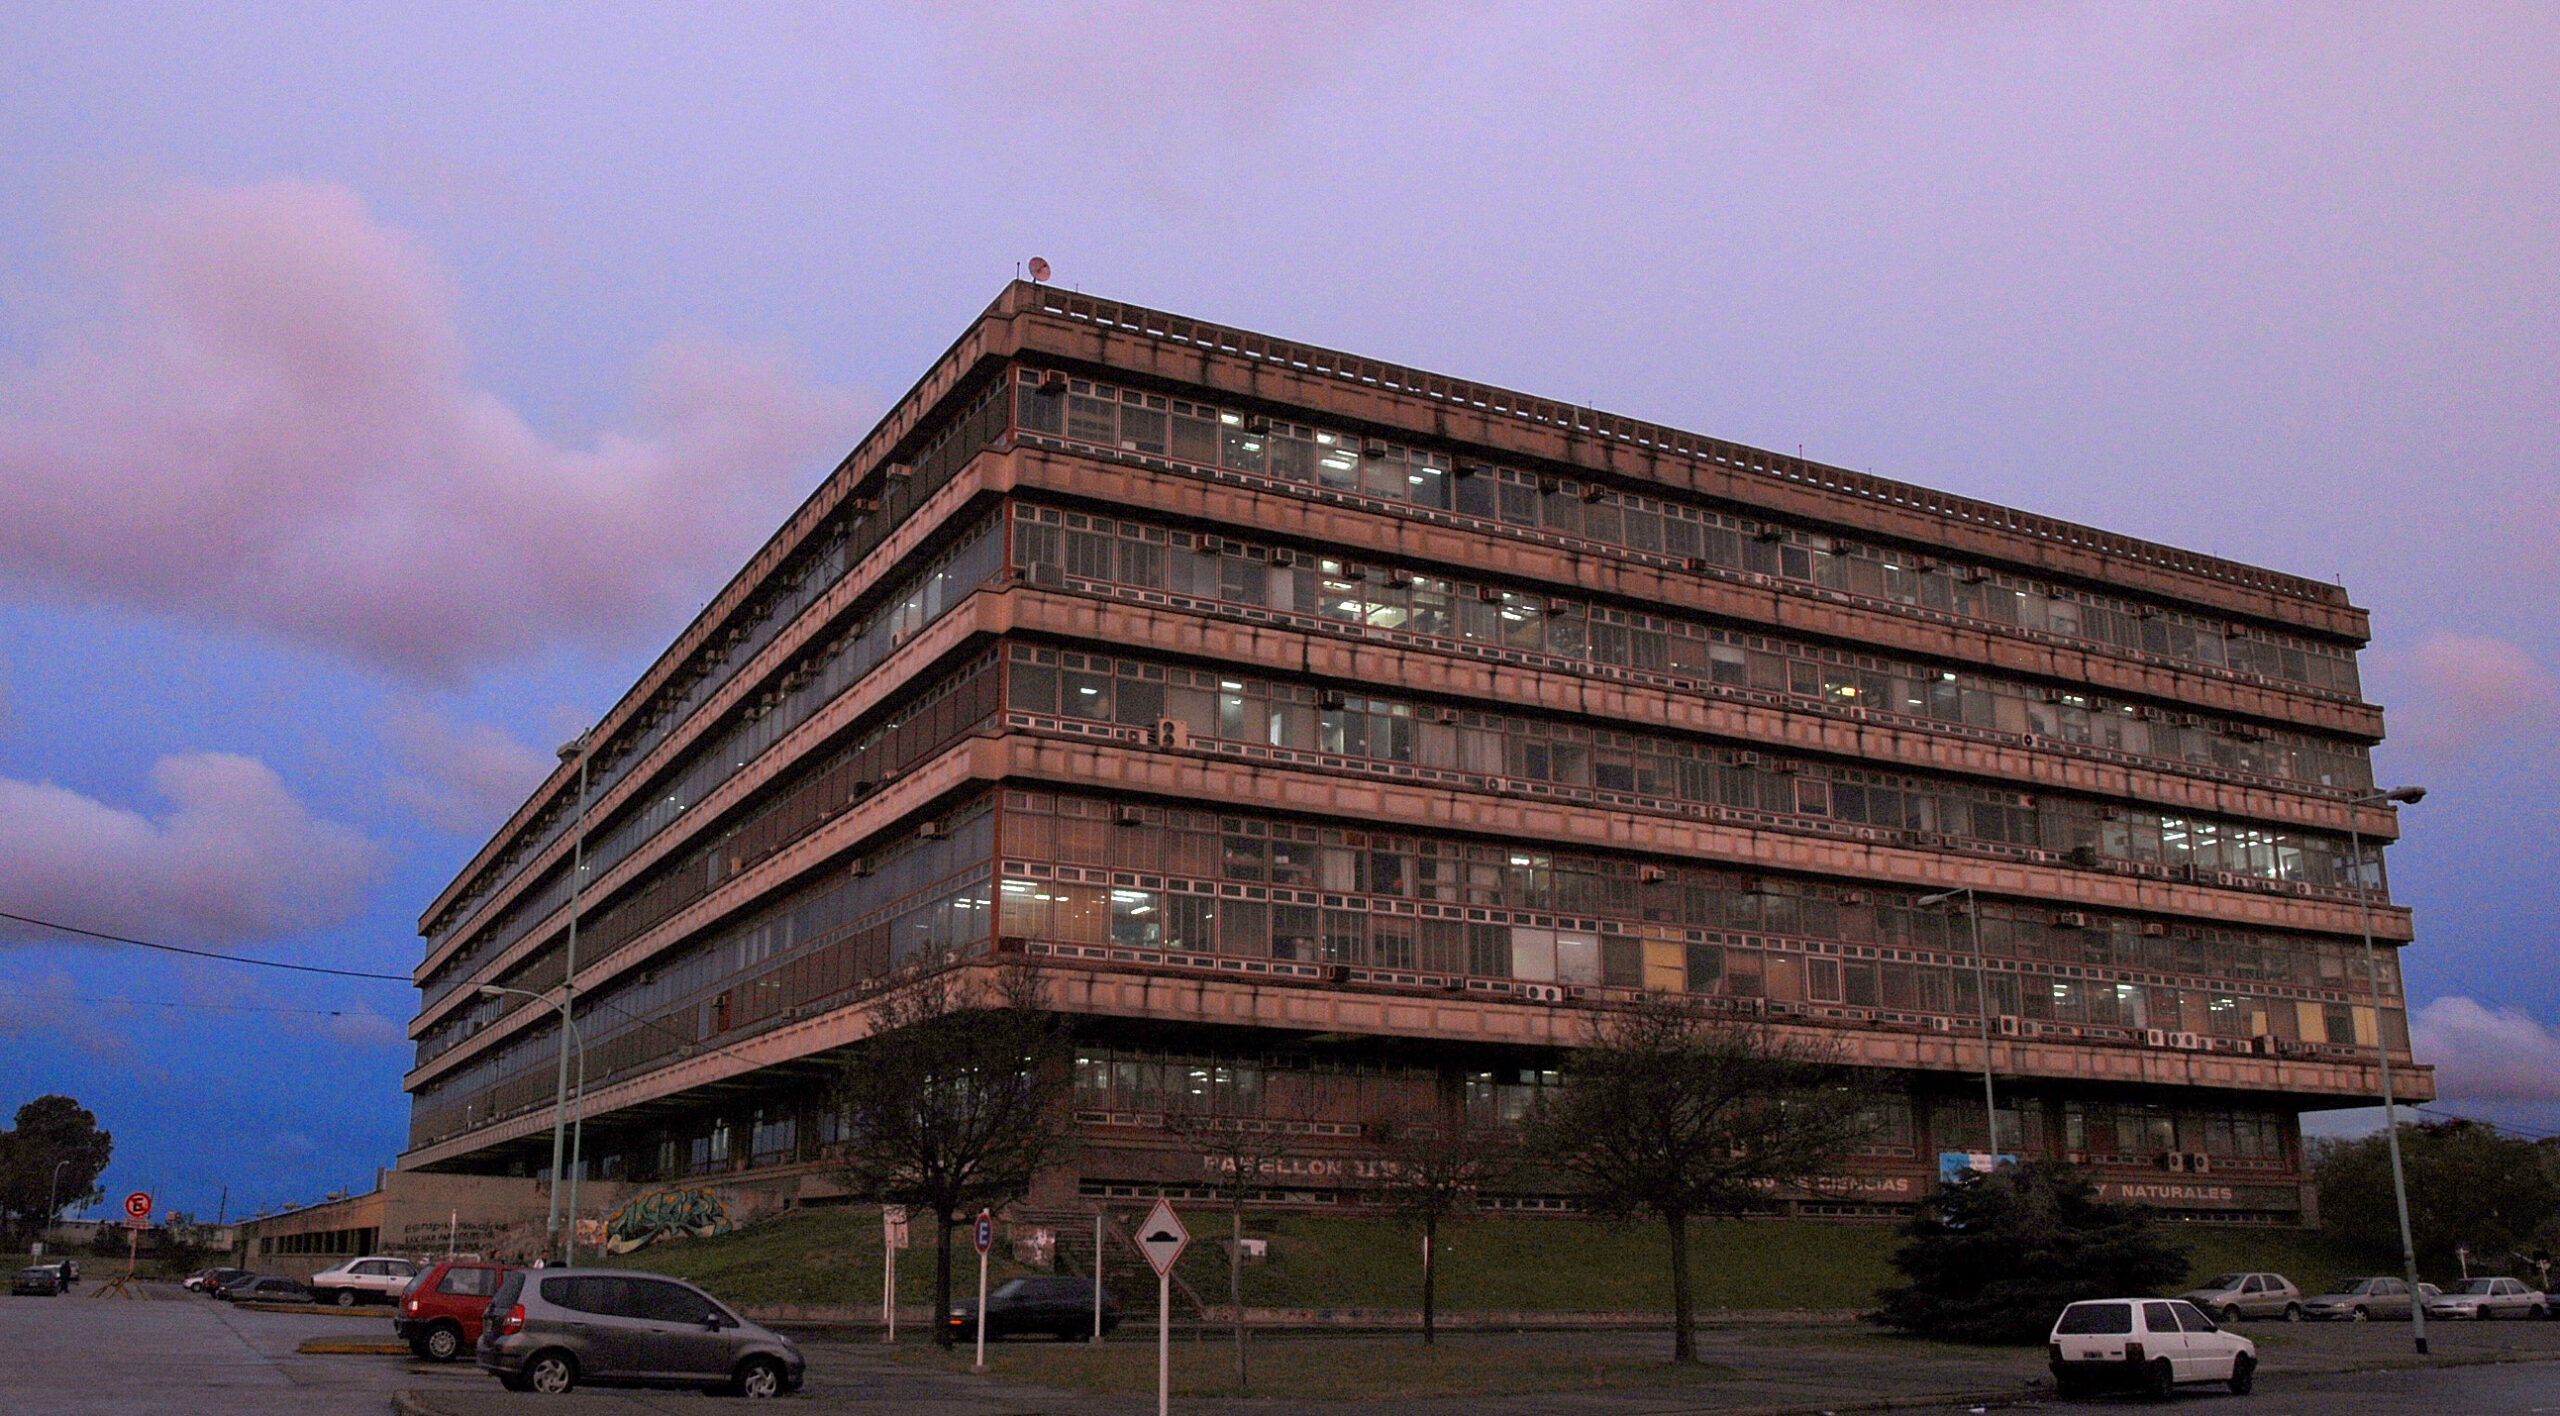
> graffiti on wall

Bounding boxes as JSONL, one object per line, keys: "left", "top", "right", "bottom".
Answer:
{"left": 603, "top": 1188, "right": 735, "bottom": 1254}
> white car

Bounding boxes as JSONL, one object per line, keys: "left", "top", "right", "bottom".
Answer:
{"left": 2427, "top": 1276, "right": 2550, "bottom": 1321}
{"left": 2049, "top": 1297, "right": 2257, "bottom": 1399}
{"left": 306, "top": 1256, "right": 420, "bottom": 1307}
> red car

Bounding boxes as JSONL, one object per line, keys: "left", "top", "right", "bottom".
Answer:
{"left": 392, "top": 1260, "right": 521, "bottom": 1362}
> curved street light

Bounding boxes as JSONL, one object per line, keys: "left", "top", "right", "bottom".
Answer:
{"left": 2347, "top": 784, "right": 2427, "bottom": 1354}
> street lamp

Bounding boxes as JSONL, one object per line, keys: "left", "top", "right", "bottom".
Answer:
{"left": 37, "top": 1159, "right": 70, "bottom": 1255}
{"left": 1916, "top": 887, "right": 2004, "bottom": 1158}
{"left": 2347, "top": 784, "right": 2427, "bottom": 1355}
{"left": 479, "top": 983, "right": 585, "bottom": 1264}
{"left": 554, "top": 733, "right": 593, "bottom": 1263}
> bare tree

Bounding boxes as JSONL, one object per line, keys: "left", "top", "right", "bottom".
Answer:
{"left": 1369, "top": 1105, "right": 1518, "bottom": 1345}
{"left": 1163, "top": 1087, "right": 1297, "bottom": 1393}
{"left": 833, "top": 963, "right": 1071, "bottom": 1347}
{"left": 1527, "top": 996, "right": 1874, "bottom": 1361}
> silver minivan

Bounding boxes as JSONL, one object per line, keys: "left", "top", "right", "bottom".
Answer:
{"left": 477, "top": 1268, "right": 803, "bottom": 1397}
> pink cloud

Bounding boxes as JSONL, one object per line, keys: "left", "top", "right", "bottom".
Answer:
{"left": 378, "top": 699, "right": 554, "bottom": 836}
{"left": 2413, "top": 996, "right": 2560, "bottom": 1104}
{"left": 2385, "top": 633, "right": 2559, "bottom": 759}
{"left": 0, "top": 752, "right": 380, "bottom": 943}
{"left": 0, "top": 179, "right": 872, "bottom": 679}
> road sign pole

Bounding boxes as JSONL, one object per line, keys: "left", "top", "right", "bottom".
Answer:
{"left": 1131, "top": 1198, "right": 1188, "bottom": 1416}
{"left": 1157, "top": 1267, "right": 1170, "bottom": 1416}
{"left": 883, "top": 1237, "right": 895, "bottom": 1344}
{"left": 974, "top": 1243, "right": 989, "bottom": 1369}
{"left": 1093, "top": 1211, "right": 1105, "bottom": 1343}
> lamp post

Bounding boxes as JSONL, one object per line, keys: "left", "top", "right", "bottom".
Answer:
{"left": 37, "top": 1159, "right": 70, "bottom": 1255}
{"left": 480, "top": 982, "right": 585, "bottom": 1264}
{"left": 555, "top": 734, "right": 592, "bottom": 1262}
{"left": 2348, "top": 784, "right": 2427, "bottom": 1355}
{"left": 1917, "top": 887, "right": 2003, "bottom": 1157}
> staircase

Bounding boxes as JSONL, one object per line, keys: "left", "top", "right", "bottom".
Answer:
{"left": 1019, "top": 1206, "right": 1209, "bottom": 1324}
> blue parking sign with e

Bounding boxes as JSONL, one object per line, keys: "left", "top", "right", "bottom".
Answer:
{"left": 973, "top": 1210, "right": 993, "bottom": 1255}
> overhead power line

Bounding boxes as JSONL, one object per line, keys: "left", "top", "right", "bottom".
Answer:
{"left": 0, "top": 989, "right": 385, "bottom": 1019}
{"left": 0, "top": 909, "right": 410, "bottom": 983}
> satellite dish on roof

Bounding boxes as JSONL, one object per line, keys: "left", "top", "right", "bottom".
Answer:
{"left": 1027, "top": 256, "right": 1051, "bottom": 283}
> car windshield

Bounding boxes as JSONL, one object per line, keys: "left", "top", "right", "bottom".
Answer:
{"left": 993, "top": 1279, "right": 1032, "bottom": 1298}
{"left": 2453, "top": 1280, "right": 2497, "bottom": 1294}
{"left": 2201, "top": 1273, "right": 2246, "bottom": 1290}
{"left": 2332, "top": 1280, "right": 2378, "bottom": 1294}
{"left": 2056, "top": 1302, "right": 2134, "bottom": 1334}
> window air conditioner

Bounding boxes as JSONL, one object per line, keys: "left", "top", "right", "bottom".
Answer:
{"left": 2161, "top": 1151, "right": 2188, "bottom": 1172}
{"left": 2187, "top": 1152, "right": 2212, "bottom": 1174}
{"left": 2052, "top": 911, "right": 2092, "bottom": 929}
{"left": 1998, "top": 1015, "right": 2022, "bottom": 1037}
{"left": 1153, "top": 718, "right": 1191, "bottom": 750}
{"left": 1638, "top": 866, "right": 1668, "bottom": 884}
{"left": 2145, "top": 1028, "right": 2169, "bottom": 1048}
{"left": 2172, "top": 1032, "right": 2202, "bottom": 1050}
{"left": 916, "top": 821, "right": 946, "bottom": 840}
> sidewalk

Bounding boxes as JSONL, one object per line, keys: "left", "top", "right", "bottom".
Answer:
{"left": 389, "top": 1317, "right": 2560, "bottom": 1416}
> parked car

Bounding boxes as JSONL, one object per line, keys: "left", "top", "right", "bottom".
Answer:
{"left": 2177, "top": 1271, "right": 2303, "bottom": 1322}
{"left": 2426, "top": 1277, "right": 2549, "bottom": 1321}
{"left": 13, "top": 1264, "right": 68, "bottom": 1296}
{"left": 475, "top": 1268, "right": 802, "bottom": 1397}
{"left": 223, "top": 1275, "right": 312, "bottom": 1304}
{"left": 205, "top": 1270, "right": 266, "bottom": 1300}
{"left": 394, "top": 1260, "right": 521, "bottom": 1362}
{"left": 946, "top": 1277, "right": 1119, "bottom": 1342}
{"left": 2302, "top": 1276, "right": 2416, "bottom": 1321}
{"left": 2048, "top": 1297, "right": 2258, "bottom": 1399}
{"left": 308, "top": 1255, "right": 422, "bottom": 1308}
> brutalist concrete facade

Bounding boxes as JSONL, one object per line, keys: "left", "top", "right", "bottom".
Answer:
{"left": 400, "top": 283, "right": 2424, "bottom": 1226}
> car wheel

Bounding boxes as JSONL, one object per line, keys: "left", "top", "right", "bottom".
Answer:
{"left": 2351, "top": 1305, "right": 2369, "bottom": 1322}
{"left": 525, "top": 1350, "right": 577, "bottom": 1394}
{"left": 2052, "top": 1369, "right": 2090, "bottom": 1399}
{"left": 2283, "top": 1302, "right": 2303, "bottom": 1322}
{"left": 2532, "top": 1305, "right": 2550, "bottom": 1321}
{"left": 733, "top": 1356, "right": 786, "bottom": 1399}
{"left": 2143, "top": 1356, "right": 2176, "bottom": 1401}
{"left": 2218, "top": 1304, "right": 2241, "bottom": 1324}
{"left": 421, "top": 1323, "right": 464, "bottom": 1363}
{"left": 332, "top": 1288, "right": 359, "bottom": 1308}
{"left": 2228, "top": 1352, "right": 2256, "bottom": 1395}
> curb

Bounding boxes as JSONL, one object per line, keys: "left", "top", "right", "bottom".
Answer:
{"left": 300, "top": 1338, "right": 411, "bottom": 1355}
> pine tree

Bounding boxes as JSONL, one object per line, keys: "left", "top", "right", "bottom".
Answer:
{"left": 1876, "top": 1161, "right": 2190, "bottom": 1344}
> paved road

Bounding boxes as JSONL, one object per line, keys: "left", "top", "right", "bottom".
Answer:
{"left": 0, "top": 1280, "right": 481, "bottom": 1415}
{"left": 10, "top": 1281, "right": 2559, "bottom": 1415}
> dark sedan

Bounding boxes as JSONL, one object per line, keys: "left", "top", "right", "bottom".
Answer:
{"left": 946, "top": 1277, "right": 1118, "bottom": 1341}
{"left": 222, "top": 1275, "right": 312, "bottom": 1304}
{"left": 13, "top": 1264, "right": 69, "bottom": 1296}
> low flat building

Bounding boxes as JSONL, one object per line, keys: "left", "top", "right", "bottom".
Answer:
{"left": 399, "top": 283, "right": 2426, "bottom": 1227}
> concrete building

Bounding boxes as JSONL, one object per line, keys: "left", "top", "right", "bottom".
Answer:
{"left": 401, "top": 283, "right": 2424, "bottom": 1226}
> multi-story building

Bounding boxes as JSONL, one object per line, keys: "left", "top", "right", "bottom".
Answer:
{"left": 401, "top": 283, "right": 2424, "bottom": 1225}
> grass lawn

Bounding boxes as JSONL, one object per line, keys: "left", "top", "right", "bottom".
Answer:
{"left": 896, "top": 1335, "right": 1740, "bottom": 1399}
{"left": 579, "top": 1202, "right": 2375, "bottom": 1315}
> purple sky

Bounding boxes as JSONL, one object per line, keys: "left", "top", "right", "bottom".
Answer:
{"left": 1, "top": 4, "right": 2553, "bottom": 1219}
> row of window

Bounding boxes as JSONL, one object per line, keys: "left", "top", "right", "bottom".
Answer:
{"left": 1004, "top": 646, "right": 2377, "bottom": 892}
{"left": 1013, "top": 504, "right": 2372, "bottom": 792}
{"left": 1015, "top": 371, "right": 2363, "bottom": 696}
{"left": 419, "top": 514, "right": 1005, "bottom": 1010}
{"left": 999, "top": 792, "right": 2399, "bottom": 998}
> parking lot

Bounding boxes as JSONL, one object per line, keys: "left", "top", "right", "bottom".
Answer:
{"left": 10, "top": 1280, "right": 2560, "bottom": 1415}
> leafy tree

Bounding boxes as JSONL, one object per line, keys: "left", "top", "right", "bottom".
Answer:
{"left": 2314, "top": 1119, "right": 2560, "bottom": 1274}
{"left": 0, "top": 1095, "right": 113, "bottom": 1243}
{"left": 1527, "top": 997, "right": 1872, "bottom": 1361}
{"left": 832, "top": 964, "right": 1071, "bottom": 1347}
{"left": 1369, "top": 1105, "right": 1518, "bottom": 1345}
{"left": 1876, "top": 1160, "right": 2190, "bottom": 1344}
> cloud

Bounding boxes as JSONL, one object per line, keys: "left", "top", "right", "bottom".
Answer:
{"left": 0, "top": 178, "right": 872, "bottom": 680}
{"left": 2385, "top": 633, "right": 2560, "bottom": 759}
{"left": 379, "top": 699, "right": 553, "bottom": 836}
{"left": 2412, "top": 996, "right": 2560, "bottom": 1104}
{"left": 0, "top": 752, "right": 380, "bottom": 943}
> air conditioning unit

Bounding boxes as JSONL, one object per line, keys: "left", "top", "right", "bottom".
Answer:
{"left": 2187, "top": 1152, "right": 2213, "bottom": 1174}
{"left": 1318, "top": 689, "right": 1346, "bottom": 710}
{"left": 2142, "top": 922, "right": 2169, "bottom": 937}
{"left": 1153, "top": 718, "right": 1191, "bottom": 750}
{"left": 1930, "top": 1016, "right": 1954, "bottom": 1033}
{"left": 1840, "top": 890, "right": 1869, "bottom": 905}
{"left": 1536, "top": 475, "right": 1561, "bottom": 495}
{"left": 2052, "top": 911, "right": 2092, "bottom": 929}
{"left": 2067, "top": 845, "right": 2102, "bottom": 867}
{"left": 2253, "top": 1035, "right": 2281, "bottom": 1058}
{"left": 890, "top": 625, "right": 914, "bottom": 647}
{"left": 1244, "top": 414, "right": 1271, "bottom": 434}
{"left": 2161, "top": 1151, "right": 2189, "bottom": 1172}
{"left": 2172, "top": 1032, "right": 2202, "bottom": 1050}
{"left": 1736, "top": 751, "right": 1764, "bottom": 768}
{"left": 1431, "top": 707, "right": 1460, "bottom": 725}
{"left": 1360, "top": 438, "right": 1388, "bottom": 460}
{"left": 1638, "top": 865, "right": 1668, "bottom": 884}
{"left": 1037, "top": 371, "right": 1067, "bottom": 395}
{"left": 1682, "top": 556, "right": 1713, "bottom": 573}
{"left": 1578, "top": 484, "right": 1605, "bottom": 504}
{"left": 1515, "top": 983, "right": 1566, "bottom": 1003}
{"left": 2145, "top": 1028, "right": 2169, "bottom": 1048}
{"left": 1998, "top": 1015, "right": 2022, "bottom": 1037}
{"left": 1114, "top": 805, "right": 1146, "bottom": 828}
{"left": 1476, "top": 584, "right": 1504, "bottom": 602}
{"left": 883, "top": 462, "right": 913, "bottom": 481}
{"left": 1195, "top": 537, "right": 1224, "bottom": 556}
{"left": 916, "top": 821, "right": 946, "bottom": 840}
{"left": 1752, "top": 526, "right": 1785, "bottom": 544}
